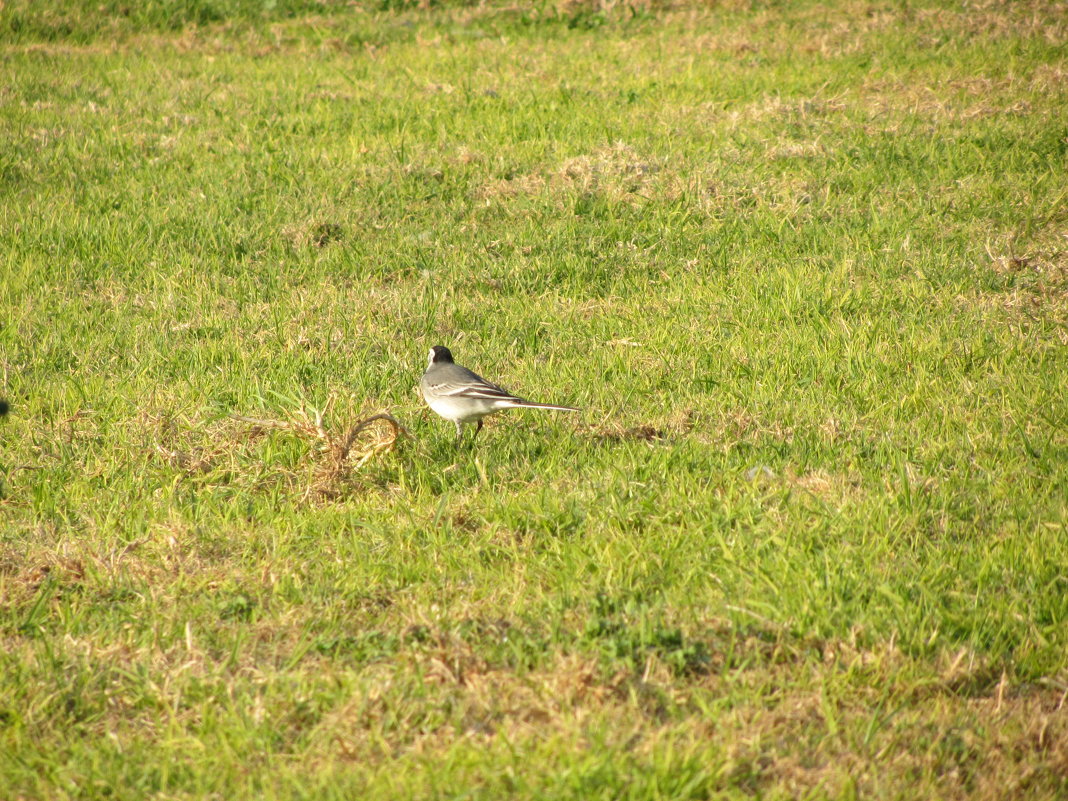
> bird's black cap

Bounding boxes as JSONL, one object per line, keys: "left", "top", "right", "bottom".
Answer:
{"left": 429, "top": 346, "right": 454, "bottom": 364}
{"left": 0, "top": 399, "right": 8, "bottom": 416}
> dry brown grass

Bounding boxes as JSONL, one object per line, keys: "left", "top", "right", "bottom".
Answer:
{"left": 289, "top": 624, "right": 1068, "bottom": 798}
{"left": 957, "top": 222, "right": 1068, "bottom": 327}
{"left": 476, "top": 142, "right": 664, "bottom": 205}
{"left": 0, "top": 546, "right": 87, "bottom": 606}
{"left": 146, "top": 398, "right": 408, "bottom": 502}
{"left": 231, "top": 402, "right": 407, "bottom": 499}
{"left": 282, "top": 219, "right": 346, "bottom": 250}
{"left": 787, "top": 468, "right": 866, "bottom": 505}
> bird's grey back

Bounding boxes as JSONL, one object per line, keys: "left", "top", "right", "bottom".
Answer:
{"left": 421, "top": 361, "right": 519, "bottom": 400}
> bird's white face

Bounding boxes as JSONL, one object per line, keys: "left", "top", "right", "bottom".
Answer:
{"left": 427, "top": 348, "right": 435, "bottom": 367}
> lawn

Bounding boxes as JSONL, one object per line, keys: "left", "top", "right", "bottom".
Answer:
{"left": 1, "top": 0, "right": 1066, "bottom": 798}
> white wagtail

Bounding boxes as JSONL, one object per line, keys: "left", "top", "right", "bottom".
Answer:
{"left": 420, "top": 345, "right": 579, "bottom": 440}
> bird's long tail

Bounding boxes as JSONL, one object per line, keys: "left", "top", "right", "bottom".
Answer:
{"left": 510, "top": 400, "right": 580, "bottom": 412}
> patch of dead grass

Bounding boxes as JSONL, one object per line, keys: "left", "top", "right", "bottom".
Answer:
{"left": 297, "top": 624, "right": 1068, "bottom": 798}
{"left": 281, "top": 219, "right": 346, "bottom": 250}
{"left": 149, "top": 398, "right": 406, "bottom": 502}
{"left": 476, "top": 141, "right": 662, "bottom": 205}
{"left": 989, "top": 224, "right": 1068, "bottom": 290}
{"left": 5, "top": 589, "right": 1064, "bottom": 799}
{"left": 787, "top": 467, "right": 866, "bottom": 505}
{"left": 584, "top": 408, "right": 699, "bottom": 444}
{"left": 913, "top": 1, "right": 1068, "bottom": 44}
{"left": 715, "top": 409, "right": 795, "bottom": 445}
{"left": 859, "top": 80, "right": 1049, "bottom": 124}
{"left": 958, "top": 223, "right": 1068, "bottom": 327}
{"left": 0, "top": 547, "right": 87, "bottom": 606}
{"left": 231, "top": 403, "right": 407, "bottom": 500}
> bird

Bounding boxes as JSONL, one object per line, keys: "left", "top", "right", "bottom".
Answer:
{"left": 419, "top": 345, "right": 579, "bottom": 441}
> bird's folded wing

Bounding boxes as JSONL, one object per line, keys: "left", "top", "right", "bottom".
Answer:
{"left": 427, "top": 380, "right": 523, "bottom": 402}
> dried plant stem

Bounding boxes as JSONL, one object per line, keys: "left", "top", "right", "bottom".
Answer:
{"left": 230, "top": 408, "right": 409, "bottom": 498}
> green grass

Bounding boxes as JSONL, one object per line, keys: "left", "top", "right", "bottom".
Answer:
{"left": 1, "top": 0, "right": 1067, "bottom": 798}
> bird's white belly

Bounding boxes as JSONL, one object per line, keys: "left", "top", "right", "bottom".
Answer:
{"left": 424, "top": 393, "right": 500, "bottom": 423}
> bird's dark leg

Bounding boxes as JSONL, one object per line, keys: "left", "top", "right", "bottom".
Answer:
{"left": 473, "top": 419, "right": 483, "bottom": 440}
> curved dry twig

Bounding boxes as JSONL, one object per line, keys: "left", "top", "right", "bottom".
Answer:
{"left": 230, "top": 407, "right": 410, "bottom": 499}
{"left": 336, "top": 413, "right": 410, "bottom": 462}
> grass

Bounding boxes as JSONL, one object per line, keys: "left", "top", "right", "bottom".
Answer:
{"left": 1, "top": 0, "right": 1067, "bottom": 797}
